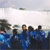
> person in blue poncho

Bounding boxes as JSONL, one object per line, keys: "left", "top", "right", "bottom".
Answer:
{"left": 0, "top": 27, "right": 10, "bottom": 40}
{"left": 35, "top": 25, "right": 45, "bottom": 49}
{"left": 47, "top": 31, "right": 50, "bottom": 49}
{"left": 10, "top": 29, "right": 22, "bottom": 49}
{"left": 21, "top": 24, "right": 29, "bottom": 50}
{"left": 28, "top": 26, "right": 36, "bottom": 49}
{"left": 0, "top": 34, "right": 7, "bottom": 50}
{"left": 0, "top": 27, "right": 10, "bottom": 49}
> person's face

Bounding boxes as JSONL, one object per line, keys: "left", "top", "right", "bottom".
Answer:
{"left": 22, "top": 26, "right": 26, "bottom": 30}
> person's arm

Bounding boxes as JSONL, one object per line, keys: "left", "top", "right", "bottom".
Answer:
{"left": 0, "top": 35, "right": 5, "bottom": 44}
{"left": 41, "top": 30, "right": 45, "bottom": 39}
{"left": 20, "top": 33, "right": 26, "bottom": 49}
{"left": 25, "top": 31, "right": 30, "bottom": 47}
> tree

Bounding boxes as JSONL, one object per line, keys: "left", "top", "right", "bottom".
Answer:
{"left": 0, "top": 19, "right": 11, "bottom": 30}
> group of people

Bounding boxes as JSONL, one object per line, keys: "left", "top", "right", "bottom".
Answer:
{"left": 0, "top": 24, "right": 50, "bottom": 50}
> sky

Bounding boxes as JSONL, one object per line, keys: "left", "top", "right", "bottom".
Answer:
{"left": 0, "top": 0, "right": 50, "bottom": 10}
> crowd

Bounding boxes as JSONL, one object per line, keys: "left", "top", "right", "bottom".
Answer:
{"left": 0, "top": 24, "right": 50, "bottom": 50}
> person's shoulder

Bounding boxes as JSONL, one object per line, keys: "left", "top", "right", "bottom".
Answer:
{"left": 5, "top": 33, "right": 10, "bottom": 36}
{"left": 0, "top": 34, "right": 5, "bottom": 39}
{"left": 30, "top": 31, "right": 34, "bottom": 33}
{"left": 20, "top": 33, "right": 22, "bottom": 36}
{"left": 0, "top": 34, "right": 3, "bottom": 37}
{"left": 41, "top": 30, "right": 45, "bottom": 33}
{"left": 41, "top": 30, "right": 45, "bottom": 36}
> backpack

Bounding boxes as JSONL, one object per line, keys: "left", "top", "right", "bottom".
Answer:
{"left": 35, "top": 31, "right": 43, "bottom": 42}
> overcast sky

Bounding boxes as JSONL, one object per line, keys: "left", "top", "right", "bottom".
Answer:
{"left": 0, "top": 0, "right": 50, "bottom": 10}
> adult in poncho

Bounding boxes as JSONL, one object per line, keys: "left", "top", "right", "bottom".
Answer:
{"left": 0, "top": 34, "right": 7, "bottom": 50}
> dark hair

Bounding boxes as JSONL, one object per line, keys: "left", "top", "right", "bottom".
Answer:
{"left": 38, "top": 25, "right": 42, "bottom": 30}
{"left": 22, "top": 24, "right": 26, "bottom": 28}
{"left": 0, "top": 27, "right": 6, "bottom": 33}
{"left": 13, "top": 29, "right": 18, "bottom": 34}
{"left": 28, "top": 26, "right": 34, "bottom": 32}
{"left": 0, "top": 27, "right": 5, "bottom": 31}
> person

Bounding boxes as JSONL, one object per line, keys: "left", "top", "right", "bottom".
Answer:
{"left": 47, "top": 31, "right": 50, "bottom": 49}
{"left": 0, "top": 27, "right": 10, "bottom": 40}
{"left": 0, "top": 33, "right": 7, "bottom": 50}
{"left": 35, "top": 25, "right": 45, "bottom": 49}
{"left": 0, "top": 27, "right": 10, "bottom": 49}
{"left": 28, "top": 26, "right": 36, "bottom": 49}
{"left": 21, "top": 24, "right": 29, "bottom": 50}
{"left": 10, "top": 29, "right": 22, "bottom": 49}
